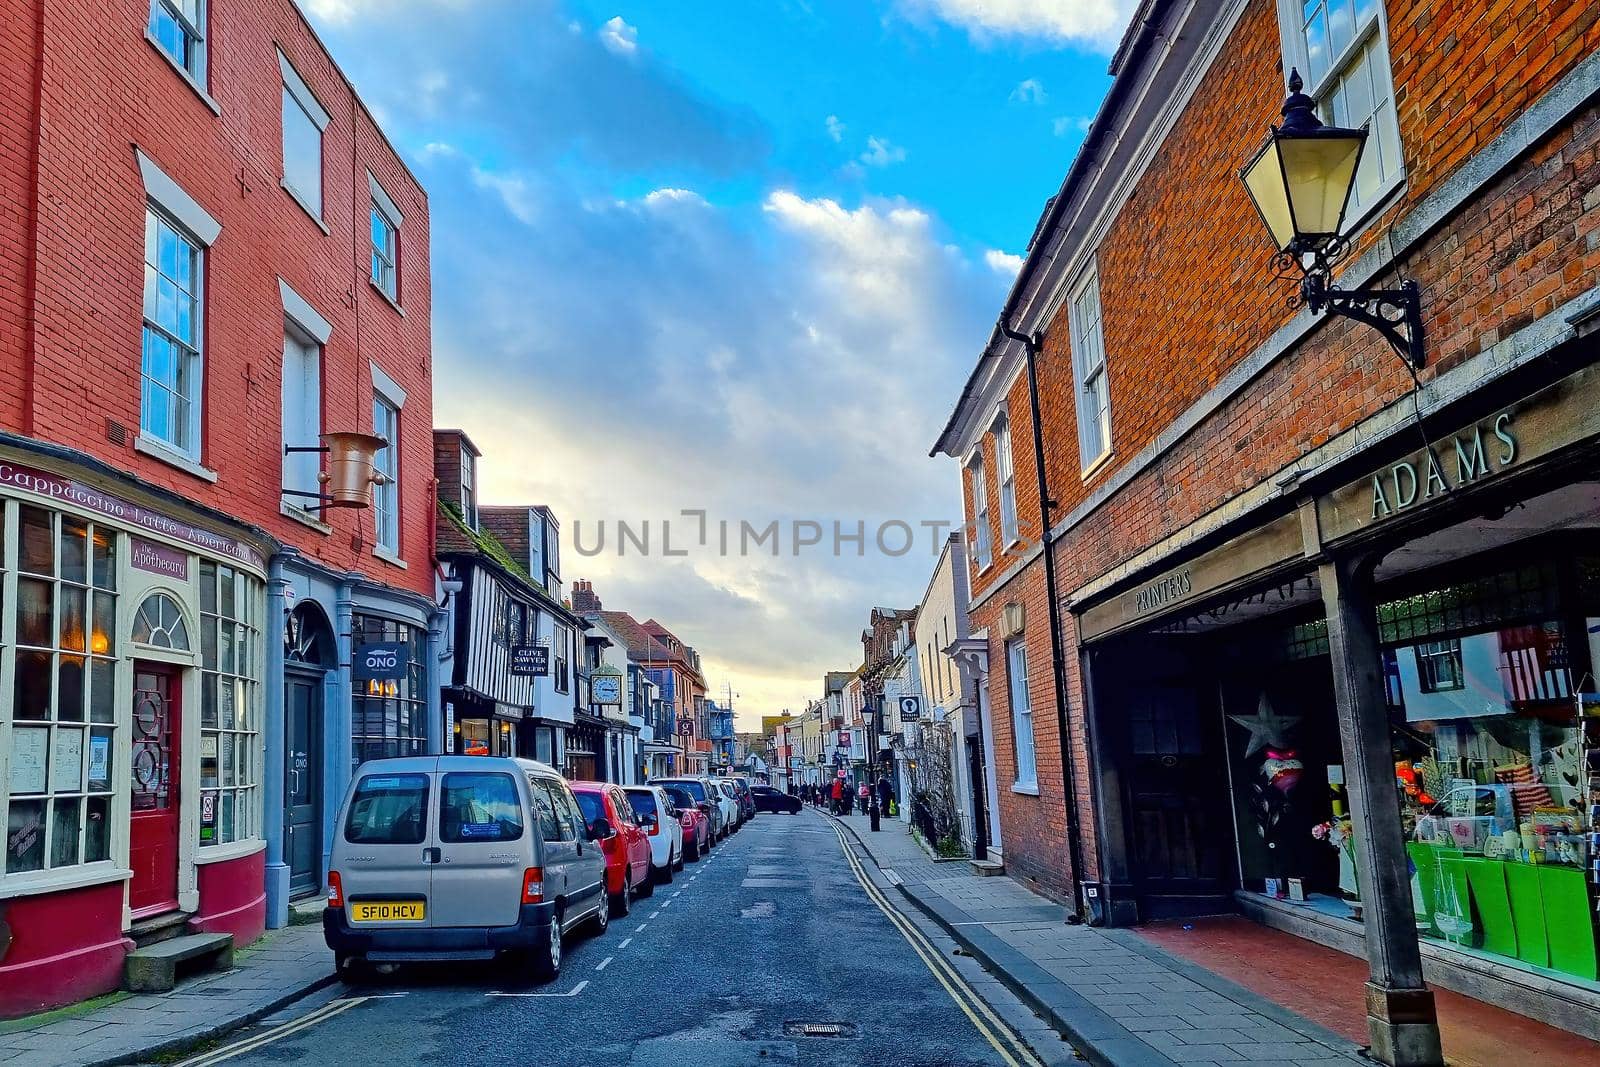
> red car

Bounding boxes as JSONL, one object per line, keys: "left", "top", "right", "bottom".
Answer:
{"left": 571, "top": 782, "right": 653, "bottom": 917}
{"left": 662, "top": 784, "right": 710, "bottom": 860}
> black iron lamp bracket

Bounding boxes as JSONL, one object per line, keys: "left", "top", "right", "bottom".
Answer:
{"left": 1273, "top": 241, "right": 1424, "bottom": 369}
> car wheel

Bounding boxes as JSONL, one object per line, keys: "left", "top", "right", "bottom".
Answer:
{"left": 657, "top": 858, "right": 674, "bottom": 884}
{"left": 336, "top": 953, "right": 371, "bottom": 985}
{"left": 673, "top": 848, "right": 685, "bottom": 872}
{"left": 638, "top": 866, "right": 656, "bottom": 897}
{"left": 610, "top": 871, "right": 632, "bottom": 917}
{"left": 684, "top": 838, "right": 699, "bottom": 862}
{"left": 590, "top": 893, "right": 610, "bottom": 935}
{"left": 525, "top": 908, "right": 562, "bottom": 983}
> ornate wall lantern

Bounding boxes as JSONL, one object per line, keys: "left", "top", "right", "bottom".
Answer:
{"left": 1240, "top": 69, "right": 1423, "bottom": 367}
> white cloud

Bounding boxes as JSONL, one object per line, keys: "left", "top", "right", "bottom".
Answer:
{"left": 859, "top": 135, "right": 906, "bottom": 168}
{"left": 639, "top": 187, "right": 709, "bottom": 209}
{"left": 900, "top": 0, "right": 1138, "bottom": 47}
{"left": 599, "top": 15, "right": 639, "bottom": 56}
{"left": 469, "top": 167, "right": 539, "bottom": 225}
{"left": 1053, "top": 114, "right": 1093, "bottom": 137}
{"left": 1009, "top": 78, "right": 1046, "bottom": 104}
{"left": 984, "top": 249, "right": 1024, "bottom": 276}
{"left": 825, "top": 114, "right": 846, "bottom": 142}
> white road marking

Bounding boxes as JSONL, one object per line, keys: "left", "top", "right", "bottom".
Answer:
{"left": 636, "top": 923, "right": 648, "bottom": 932}
{"left": 672, "top": 891, "right": 682, "bottom": 898}
{"left": 618, "top": 937, "right": 633, "bottom": 949}
{"left": 649, "top": 910, "right": 660, "bottom": 918}
{"left": 487, "top": 980, "right": 589, "bottom": 999}
{"left": 595, "top": 956, "right": 613, "bottom": 971}
{"left": 660, "top": 900, "right": 672, "bottom": 909}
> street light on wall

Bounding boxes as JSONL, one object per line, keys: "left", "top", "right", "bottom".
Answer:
{"left": 1240, "top": 69, "right": 1424, "bottom": 367}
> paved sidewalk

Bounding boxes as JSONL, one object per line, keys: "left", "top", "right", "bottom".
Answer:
{"left": 0, "top": 924, "right": 335, "bottom": 1067}
{"left": 831, "top": 813, "right": 1364, "bottom": 1067}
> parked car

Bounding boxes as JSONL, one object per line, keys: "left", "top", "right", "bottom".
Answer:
{"left": 623, "top": 784, "right": 683, "bottom": 884}
{"left": 661, "top": 784, "right": 710, "bottom": 860}
{"left": 750, "top": 784, "right": 803, "bottom": 814}
{"left": 710, "top": 777, "right": 742, "bottom": 832}
{"left": 325, "top": 756, "right": 608, "bottom": 983}
{"left": 571, "top": 782, "right": 653, "bottom": 917}
{"left": 655, "top": 777, "right": 726, "bottom": 841}
{"left": 730, "top": 776, "right": 757, "bottom": 821}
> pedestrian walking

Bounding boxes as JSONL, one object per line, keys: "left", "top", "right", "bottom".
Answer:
{"left": 877, "top": 775, "right": 893, "bottom": 816}
{"left": 831, "top": 777, "right": 844, "bottom": 814}
{"left": 857, "top": 781, "right": 870, "bottom": 814}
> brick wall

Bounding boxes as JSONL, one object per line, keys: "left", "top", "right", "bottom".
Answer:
{"left": 3, "top": 0, "right": 433, "bottom": 593}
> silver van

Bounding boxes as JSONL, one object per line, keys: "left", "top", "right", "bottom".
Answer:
{"left": 324, "top": 756, "right": 607, "bottom": 981}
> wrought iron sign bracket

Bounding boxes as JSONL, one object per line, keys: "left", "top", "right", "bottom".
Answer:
{"left": 1302, "top": 271, "right": 1424, "bottom": 369}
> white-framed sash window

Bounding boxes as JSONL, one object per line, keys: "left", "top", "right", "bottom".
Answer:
{"left": 1069, "top": 267, "right": 1111, "bottom": 473}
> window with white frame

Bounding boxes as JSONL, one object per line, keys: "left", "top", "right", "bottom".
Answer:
{"left": 1069, "top": 268, "right": 1111, "bottom": 472}
{"left": 967, "top": 454, "right": 992, "bottom": 570}
{"left": 994, "top": 415, "right": 1018, "bottom": 545}
{"left": 198, "top": 562, "right": 262, "bottom": 846}
{"left": 1279, "top": 0, "right": 1403, "bottom": 219}
{"left": 142, "top": 209, "right": 203, "bottom": 457}
{"left": 369, "top": 174, "right": 402, "bottom": 302}
{"left": 279, "top": 53, "right": 328, "bottom": 220}
{"left": 372, "top": 391, "right": 400, "bottom": 554}
{"left": 281, "top": 326, "right": 321, "bottom": 507}
{"left": 3, "top": 505, "right": 120, "bottom": 878}
{"left": 1005, "top": 638, "right": 1036, "bottom": 787}
{"left": 149, "top": 0, "right": 205, "bottom": 82}
{"left": 461, "top": 449, "right": 478, "bottom": 530}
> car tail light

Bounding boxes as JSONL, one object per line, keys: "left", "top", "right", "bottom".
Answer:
{"left": 521, "top": 867, "right": 545, "bottom": 905}
{"left": 327, "top": 871, "right": 344, "bottom": 909}
{"left": 648, "top": 818, "right": 659, "bottom": 836}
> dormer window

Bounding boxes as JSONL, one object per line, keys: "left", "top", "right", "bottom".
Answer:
{"left": 460, "top": 448, "right": 477, "bottom": 529}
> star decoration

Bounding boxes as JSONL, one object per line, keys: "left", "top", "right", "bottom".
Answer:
{"left": 1228, "top": 692, "right": 1301, "bottom": 757}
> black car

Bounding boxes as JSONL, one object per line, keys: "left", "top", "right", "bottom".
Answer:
{"left": 750, "top": 785, "right": 803, "bottom": 814}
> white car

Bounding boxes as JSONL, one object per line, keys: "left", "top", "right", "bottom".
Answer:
{"left": 623, "top": 785, "right": 684, "bottom": 885}
{"left": 711, "top": 778, "right": 741, "bottom": 832}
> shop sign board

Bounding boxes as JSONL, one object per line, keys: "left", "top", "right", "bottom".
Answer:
{"left": 1319, "top": 365, "right": 1600, "bottom": 544}
{"left": 0, "top": 458, "right": 265, "bottom": 569}
{"left": 354, "top": 641, "right": 408, "bottom": 681}
{"left": 510, "top": 645, "right": 549, "bottom": 676}
{"left": 897, "top": 695, "right": 922, "bottom": 721}
{"left": 1077, "top": 511, "right": 1303, "bottom": 642}
{"left": 130, "top": 537, "right": 189, "bottom": 580}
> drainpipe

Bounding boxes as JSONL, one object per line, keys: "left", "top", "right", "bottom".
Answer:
{"left": 998, "top": 321, "right": 1086, "bottom": 922}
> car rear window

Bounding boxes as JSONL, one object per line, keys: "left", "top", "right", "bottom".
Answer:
{"left": 666, "top": 780, "right": 707, "bottom": 802}
{"left": 573, "top": 790, "right": 604, "bottom": 828}
{"left": 663, "top": 787, "right": 693, "bottom": 809}
{"left": 626, "top": 790, "right": 657, "bottom": 817}
{"left": 439, "top": 772, "right": 524, "bottom": 843}
{"left": 344, "top": 773, "right": 429, "bottom": 844}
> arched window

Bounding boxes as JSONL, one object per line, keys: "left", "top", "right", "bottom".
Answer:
{"left": 132, "top": 592, "right": 191, "bottom": 650}
{"left": 284, "top": 602, "right": 335, "bottom": 668}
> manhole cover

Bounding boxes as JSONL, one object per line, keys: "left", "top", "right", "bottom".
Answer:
{"left": 783, "top": 1022, "right": 858, "bottom": 1039}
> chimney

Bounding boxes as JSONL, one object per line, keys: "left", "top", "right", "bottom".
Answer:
{"left": 572, "top": 578, "right": 601, "bottom": 612}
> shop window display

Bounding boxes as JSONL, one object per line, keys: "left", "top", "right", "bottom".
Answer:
{"left": 1222, "top": 557, "right": 1599, "bottom": 985}
{"left": 351, "top": 615, "right": 426, "bottom": 767}
{"left": 3, "top": 506, "right": 119, "bottom": 877}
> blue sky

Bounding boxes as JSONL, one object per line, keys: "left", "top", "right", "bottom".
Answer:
{"left": 303, "top": 0, "right": 1133, "bottom": 722}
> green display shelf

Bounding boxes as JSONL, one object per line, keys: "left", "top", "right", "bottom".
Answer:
{"left": 1504, "top": 862, "right": 1550, "bottom": 968}
{"left": 1537, "top": 864, "right": 1598, "bottom": 981}
{"left": 1460, "top": 857, "right": 1518, "bottom": 958}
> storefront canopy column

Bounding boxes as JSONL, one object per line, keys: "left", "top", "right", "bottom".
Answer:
{"left": 1319, "top": 553, "right": 1444, "bottom": 1067}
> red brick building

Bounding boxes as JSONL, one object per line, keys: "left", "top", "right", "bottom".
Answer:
{"left": 938, "top": 0, "right": 1600, "bottom": 1060}
{"left": 0, "top": 0, "right": 436, "bottom": 1015}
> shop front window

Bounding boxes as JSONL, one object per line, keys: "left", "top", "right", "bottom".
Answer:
{"left": 351, "top": 615, "right": 426, "bottom": 768}
{"left": 4, "top": 506, "right": 119, "bottom": 876}
{"left": 199, "top": 562, "right": 263, "bottom": 846}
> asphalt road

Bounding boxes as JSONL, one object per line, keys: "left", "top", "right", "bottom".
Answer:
{"left": 176, "top": 810, "right": 1076, "bottom": 1067}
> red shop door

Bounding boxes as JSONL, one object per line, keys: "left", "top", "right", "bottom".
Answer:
{"left": 129, "top": 665, "right": 181, "bottom": 916}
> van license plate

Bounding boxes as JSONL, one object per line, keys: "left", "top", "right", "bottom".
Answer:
{"left": 350, "top": 901, "right": 425, "bottom": 923}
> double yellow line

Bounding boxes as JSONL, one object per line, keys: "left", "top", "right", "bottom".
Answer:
{"left": 827, "top": 819, "right": 1046, "bottom": 1067}
{"left": 174, "top": 993, "right": 368, "bottom": 1066}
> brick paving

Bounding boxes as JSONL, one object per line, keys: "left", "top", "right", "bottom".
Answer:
{"left": 0, "top": 924, "right": 335, "bottom": 1067}
{"left": 832, "top": 814, "right": 1364, "bottom": 1067}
